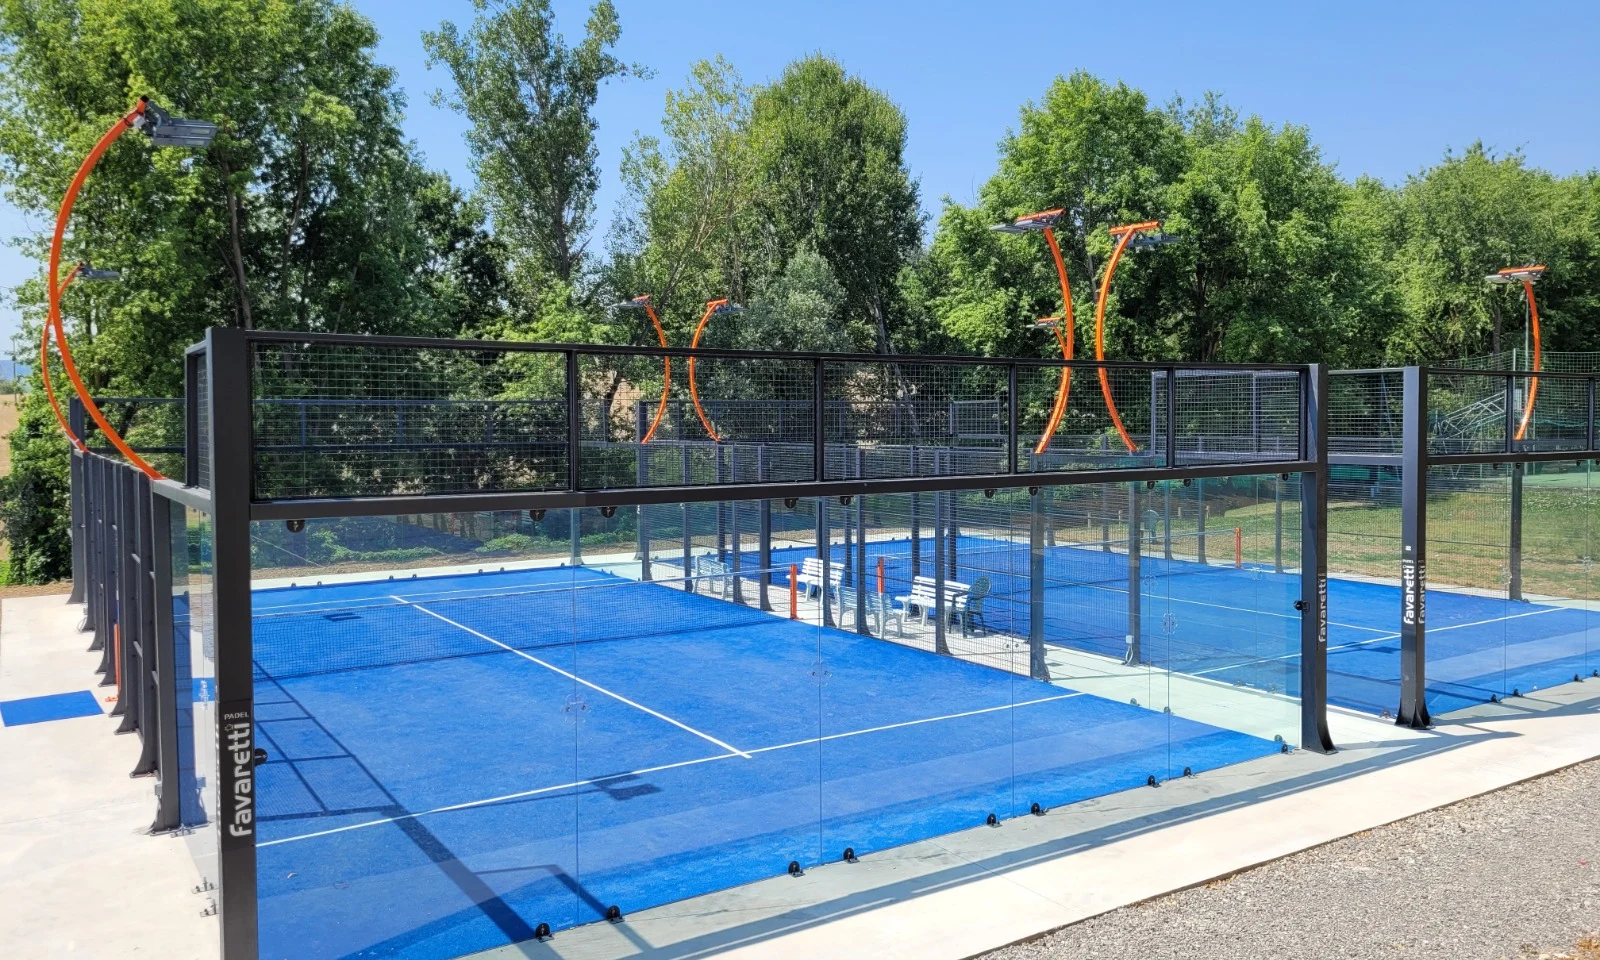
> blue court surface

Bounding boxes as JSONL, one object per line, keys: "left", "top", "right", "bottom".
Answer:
{"left": 248, "top": 537, "right": 1596, "bottom": 960}
{"left": 0, "top": 690, "right": 103, "bottom": 726}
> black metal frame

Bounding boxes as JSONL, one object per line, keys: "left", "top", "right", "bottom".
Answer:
{"left": 69, "top": 327, "right": 1336, "bottom": 960}
{"left": 1330, "top": 365, "right": 1600, "bottom": 727}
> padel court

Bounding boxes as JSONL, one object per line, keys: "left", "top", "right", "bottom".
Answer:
{"left": 248, "top": 534, "right": 1594, "bottom": 959}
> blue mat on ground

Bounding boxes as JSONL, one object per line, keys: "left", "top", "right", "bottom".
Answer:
{"left": 250, "top": 564, "right": 1279, "bottom": 960}
{"left": 0, "top": 690, "right": 103, "bottom": 726}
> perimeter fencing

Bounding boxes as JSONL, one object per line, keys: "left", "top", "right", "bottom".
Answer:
{"left": 1328, "top": 366, "right": 1600, "bottom": 724}
{"left": 66, "top": 327, "right": 1331, "bottom": 960}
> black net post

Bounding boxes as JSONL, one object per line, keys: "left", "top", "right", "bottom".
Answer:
{"left": 681, "top": 444, "right": 693, "bottom": 592}
{"left": 1397, "top": 365, "right": 1431, "bottom": 728}
{"left": 1126, "top": 481, "right": 1143, "bottom": 665}
{"left": 1196, "top": 477, "right": 1208, "bottom": 564}
{"left": 1509, "top": 461, "right": 1524, "bottom": 602}
{"left": 1300, "top": 364, "right": 1337, "bottom": 752}
{"left": 854, "top": 448, "right": 868, "bottom": 636}
{"left": 636, "top": 401, "right": 651, "bottom": 581}
{"left": 758, "top": 446, "right": 772, "bottom": 611}
{"left": 1029, "top": 486, "right": 1049, "bottom": 680}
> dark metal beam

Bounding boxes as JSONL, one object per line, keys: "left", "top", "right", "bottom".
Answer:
{"left": 1300, "top": 364, "right": 1336, "bottom": 753}
{"left": 1397, "top": 366, "right": 1431, "bottom": 729}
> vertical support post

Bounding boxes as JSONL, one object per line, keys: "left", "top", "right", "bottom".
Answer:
{"left": 149, "top": 491, "right": 180, "bottom": 833}
{"left": 909, "top": 448, "right": 921, "bottom": 577}
{"left": 1300, "top": 364, "right": 1337, "bottom": 752}
{"left": 568, "top": 509, "right": 582, "bottom": 567}
{"left": 183, "top": 350, "right": 201, "bottom": 487}
{"left": 1029, "top": 485, "right": 1049, "bottom": 680}
{"left": 635, "top": 400, "right": 651, "bottom": 581}
{"left": 855, "top": 448, "right": 868, "bottom": 636}
{"left": 1126, "top": 481, "right": 1143, "bottom": 666}
{"left": 1274, "top": 478, "right": 1285, "bottom": 574}
{"left": 812, "top": 358, "right": 826, "bottom": 483}
{"left": 1397, "top": 365, "right": 1431, "bottom": 729}
{"left": 681, "top": 444, "right": 693, "bottom": 591}
{"left": 758, "top": 447, "right": 772, "bottom": 611}
{"left": 817, "top": 495, "right": 833, "bottom": 628}
{"left": 933, "top": 478, "right": 949, "bottom": 656}
{"left": 1100, "top": 483, "right": 1111, "bottom": 551}
{"left": 565, "top": 349, "right": 580, "bottom": 493}
{"left": 1587, "top": 378, "right": 1596, "bottom": 451}
{"left": 1007, "top": 364, "right": 1020, "bottom": 475}
{"left": 68, "top": 397, "right": 87, "bottom": 604}
{"left": 1196, "top": 477, "right": 1207, "bottom": 564}
{"left": 1509, "top": 461, "right": 1524, "bottom": 602}
{"left": 1165, "top": 368, "right": 1178, "bottom": 469}
{"left": 1504, "top": 372, "right": 1516, "bottom": 453}
{"left": 730, "top": 450, "right": 744, "bottom": 605}
{"left": 1164, "top": 482, "right": 1173, "bottom": 560}
{"left": 206, "top": 327, "right": 260, "bottom": 959}
{"left": 715, "top": 445, "right": 727, "bottom": 561}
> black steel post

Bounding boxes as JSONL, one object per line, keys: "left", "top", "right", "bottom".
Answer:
{"left": 1164, "top": 482, "right": 1173, "bottom": 560}
{"left": 206, "top": 327, "right": 261, "bottom": 959}
{"left": 681, "top": 444, "right": 693, "bottom": 591}
{"left": 758, "top": 447, "right": 772, "bottom": 611}
{"left": 1300, "top": 364, "right": 1337, "bottom": 752}
{"left": 148, "top": 491, "right": 181, "bottom": 833}
{"left": 813, "top": 359, "right": 826, "bottom": 483}
{"left": 910, "top": 449, "right": 921, "bottom": 577}
{"left": 636, "top": 401, "right": 651, "bottom": 581}
{"left": 715, "top": 445, "right": 727, "bottom": 560}
{"left": 68, "top": 398, "right": 87, "bottom": 604}
{"left": 855, "top": 448, "right": 868, "bottom": 636}
{"left": 1008, "top": 364, "right": 1020, "bottom": 475}
{"left": 1274, "top": 478, "right": 1285, "bottom": 574}
{"left": 1029, "top": 486, "right": 1049, "bottom": 680}
{"left": 1508, "top": 461, "right": 1524, "bottom": 602}
{"left": 817, "top": 495, "right": 833, "bottom": 628}
{"left": 730, "top": 451, "right": 744, "bottom": 605}
{"left": 1397, "top": 365, "right": 1431, "bottom": 729}
{"left": 934, "top": 478, "right": 949, "bottom": 655}
{"left": 1126, "top": 481, "right": 1143, "bottom": 665}
{"left": 1196, "top": 477, "right": 1207, "bottom": 564}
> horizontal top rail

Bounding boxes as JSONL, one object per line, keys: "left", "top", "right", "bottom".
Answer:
{"left": 1422, "top": 365, "right": 1595, "bottom": 381}
{"left": 236, "top": 329, "right": 1311, "bottom": 373}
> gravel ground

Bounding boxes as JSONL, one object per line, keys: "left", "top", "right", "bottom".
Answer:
{"left": 983, "top": 759, "right": 1600, "bottom": 960}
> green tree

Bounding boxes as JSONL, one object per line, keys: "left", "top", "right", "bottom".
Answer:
{"left": 0, "top": 0, "right": 494, "bottom": 581}
{"left": 1382, "top": 144, "right": 1585, "bottom": 363}
{"left": 425, "top": 0, "right": 641, "bottom": 290}
{"left": 747, "top": 55, "right": 923, "bottom": 354}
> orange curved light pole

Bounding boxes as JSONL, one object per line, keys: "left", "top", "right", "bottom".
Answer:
{"left": 1489, "top": 265, "right": 1546, "bottom": 442}
{"left": 41, "top": 265, "right": 87, "bottom": 451}
{"left": 617, "top": 295, "right": 674, "bottom": 443}
{"left": 992, "top": 209, "right": 1078, "bottom": 455}
{"left": 687, "top": 298, "right": 738, "bottom": 443}
{"left": 47, "top": 100, "right": 163, "bottom": 478}
{"left": 1095, "top": 220, "right": 1163, "bottom": 453}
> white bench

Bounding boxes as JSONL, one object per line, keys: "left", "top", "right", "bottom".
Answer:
{"left": 693, "top": 555, "right": 733, "bottom": 598}
{"left": 794, "top": 556, "right": 843, "bottom": 600}
{"left": 834, "top": 584, "right": 904, "bottom": 637}
{"left": 896, "top": 575, "right": 991, "bottom": 636}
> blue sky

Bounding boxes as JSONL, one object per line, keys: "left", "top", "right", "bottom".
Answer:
{"left": 3, "top": 0, "right": 1597, "bottom": 353}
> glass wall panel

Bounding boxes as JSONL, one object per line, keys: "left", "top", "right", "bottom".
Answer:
{"left": 1325, "top": 464, "right": 1404, "bottom": 715}
{"left": 1424, "top": 465, "right": 1512, "bottom": 713}
{"left": 572, "top": 501, "right": 824, "bottom": 923}
{"left": 172, "top": 505, "right": 218, "bottom": 906}
{"left": 1507, "top": 460, "right": 1594, "bottom": 696}
{"left": 251, "top": 513, "right": 580, "bottom": 960}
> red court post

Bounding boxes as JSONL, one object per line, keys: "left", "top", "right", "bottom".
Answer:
{"left": 789, "top": 564, "right": 799, "bottom": 619}
{"left": 1235, "top": 526, "right": 1243, "bottom": 568}
{"left": 877, "top": 556, "right": 885, "bottom": 594}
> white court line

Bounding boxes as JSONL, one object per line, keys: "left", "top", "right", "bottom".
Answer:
{"left": 1188, "top": 604, "right": 1571, "bottom": 679}
{"left": 393, "top": 596, "right": 753, "bottom": 759}
{"left": 260, "top": 690, "right": 1086, "bottom": 849}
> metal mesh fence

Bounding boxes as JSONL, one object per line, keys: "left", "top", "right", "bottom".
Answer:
{"left": 81, "top": 395, "right": 186, "bottom": 478}
{"left": 195, "top": 361, "right": 210, "bottom": 490}
{"left": 1329, "top": 370, "right": 1404, "bottom": 454}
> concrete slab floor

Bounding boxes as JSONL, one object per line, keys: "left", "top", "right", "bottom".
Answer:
{"left": 1, "top": 593, "right": 216, "bottom": 959}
